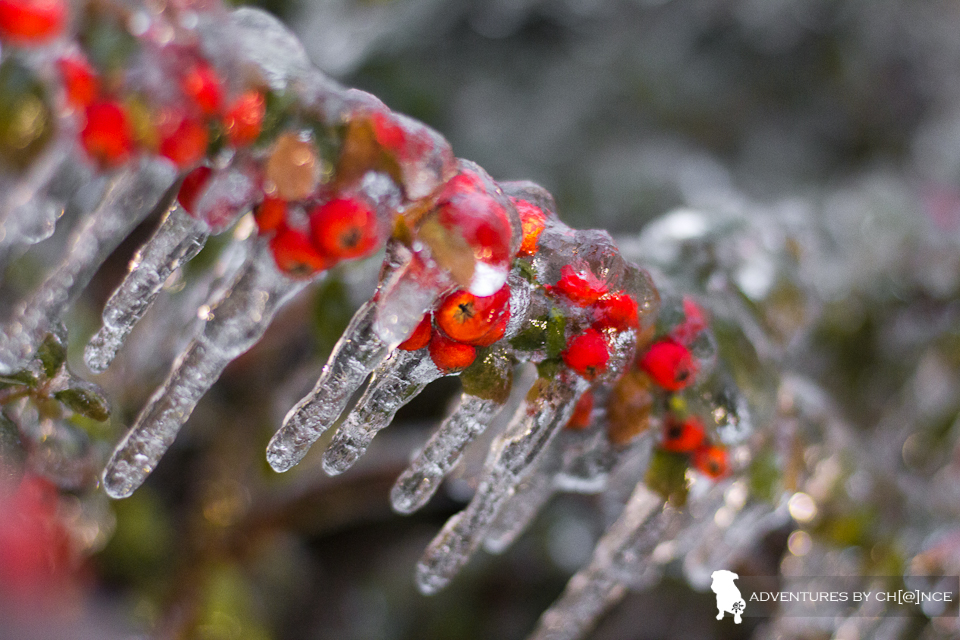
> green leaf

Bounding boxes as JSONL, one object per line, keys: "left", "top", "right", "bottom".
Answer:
{"left": 460, "top": 350, "right": 513, "bottom": 404}
{"left": 545, "top": 307, "right": 567, "bottom": 360}
{"left": 35, "top": 332, "right": 66, "bottom": 378}
{"left": 509, "top": 315, "right": 547, "bottom": 352}
{"left": 0, "top": 369, "right": 38, "bottom": 389}
{"left": 645, "top": 449, "right": 689, "bottom": 507}
{"left": 54, "top": 384, "right": 111, "bottom": 422}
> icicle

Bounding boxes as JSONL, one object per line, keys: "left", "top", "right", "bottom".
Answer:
{"left": 0, "top": 148, "right": 76, "bottom": 252}
{"left": 415, "top": 372, "right": 589, "bottom": 595}
{"left": 85, "top": 203, "right": 210, "bottom": 373}
{"left": 391, "top": 394, "right": 505, "bottom": 514}
{"left": 483, "top": 454, "right": 555, "bottom": 554}
{"left": 322, "top": 349, "right": 442, "bottom": 475}
{"left": 526, "top": 485, "right": 665, "bottom": 640}
{"left": 102, "top": 240, "right": 307, "bottom": 498}
{"left": 266, "top": 299, "right": 389, "bottom": 472}
{"left": 0, "top": 160, "right": 178, "bottom": 373}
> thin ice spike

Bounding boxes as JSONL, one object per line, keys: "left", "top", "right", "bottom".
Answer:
{"left": 483, "top": 456, "right": 555, "bottom": 553}
{"left": 102, "top": 240, "right": 307, "bottom": 498}
{"left": 266, "top": 300, "right": 389, "bottom": 472}
{"left": 0, "top": 160, "right": 178, "bottom": 372}
{"left": 391, "top": 394, "right": 504, "bottom": 514}
{"left": 415, "top": 373, "right": 588, "bottom": 594}
{"left": 526, "top": 485, "right": 665, "bottom": 640}
{"left": 322, "top": 349, "right": 442, "bottom": 475}
{"left": 85, "top": 203, "right": 210, "bottom": 373}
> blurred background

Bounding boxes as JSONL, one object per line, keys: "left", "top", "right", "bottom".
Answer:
{"left": 2, "top": 0, "right": 960, "bottom": 639}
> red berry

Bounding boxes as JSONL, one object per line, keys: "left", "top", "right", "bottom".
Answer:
{"left": 436, "top": 171, "right": 513, "bottom": 269}
{"left": 435, "top": 285, "right": 510, "bottom": 346}
{"left": 158, "top": 112, "right": 209, "bottom": 168}
{"left": 80, "top": 101, "right": 134, "bottom": 167}
{"left": 57, "top": 55, "right": 98, "bottom": 108}
{"left": 562, "top": 328, "right": 609, "bottom": 380}
{"left": 253, "top": 196, "right": 286, "bottom": 235}
{"left": 428, "top": 332, "right": 476, "bottom": 374}
{"left": 177, "top": 165, "right": 212, "bottom": 214}
{"left": 553, "top": 264, "right": 609, "bottom": 306}
{"left": 181, "top": 61, "right": 223, "bottom": 115}
{"left": 471, "top": 305, "right": 509, "bottom": 347}
{"left": 512, "top": 198, "right": 546, "bottom": 257}
{"left": 223, "top": 90, "right": 265, "bottom": 147}
{"left": 566, "top": 390, "right": 594, "bottom": 430}
{"left": 269, "top": 225, "right": 329, "bottom": 277}
{"left": 369, "top": 110, "right": 431, "bottom": 163}
{"left": 309, "top": 197, "right": 380, "bottom": 262}
{"left": 639, "top": 338, "right": 698, "bottom": 392}
{"left": 661, "top": 415, "right": 706, "bottom": 453}
{"left": 671, "top": 296, "right": 708, "bottom": 346}
{"left": 398, "top": 313, "right": 432, "bottom": 351}
{"left": 0, "top": 0, "right": 65, "bottom": 44}
{"left": 693, "top": 444, "right": 729, "bottom": 480}
{"left": 593, "top": 292, "right": 639, "bottom": 332}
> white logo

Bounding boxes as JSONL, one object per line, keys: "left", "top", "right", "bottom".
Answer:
{"left": 711, "top": 570, "right": 746, "bottom": 624}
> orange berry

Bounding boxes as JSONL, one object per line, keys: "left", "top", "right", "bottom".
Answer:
{"left": 562, "top": 328, "right": 609, "bottom": 381}
{"left": 80, "top": 101, "right": 134, "bottom": 167}
{"left": 181, "top": 61, "right": 223, "bottom": 115}
{"left": 269, "top": 225, "right": 329, "bottom": 278}
{"left": 512, "top": 198, "right": 546, "bottom": 257}
{"left": 639, "top": 338, "right": 698, "bottom": 392}
{"left": 428, "top": 332, "right": 476, "bottom": 374}
{"left": 177, "top": 166, "right": 212, "bottom": 215}
{"left": 0, "top": 0, "right": 65, "bottom": 44}
{"left": 661, "top": 415, "right": 706, "bottom": 453}
{"left": 435, "top": 285, "right": 510, "bottom": 346}
{"left": 253, "top": 196, "right": 287, "bottom": 235}
{"left": 398, "top": 314, "right": 432, "bottom": 351}
{"left": 566, "top": 390, "right": 594, "bottom": 430}
{"left": 223, "top": 90, "right": 264, "bottom": 147}
{"left": 57, "top": 55, "right": 98, "bottom": 108}
{"left": 471, "top": 306, "right": 509, "bottom": 347}
{"left": 693, "top": 444, "right": 729, "bottom": 480}
{"left": 309, "top": 197, "right": 380, "bottom": 262}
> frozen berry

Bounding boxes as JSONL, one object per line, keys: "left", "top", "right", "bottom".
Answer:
{"left": 553, "top": 264, "right": 608, "bottom": 306}
{"left": 661, "top": 415, "right": 706, "bottom": 453}
{"left": 435, "top": 286, "right": 510, "bottom": 346}
{"left": 158, "top": 111, "right": 208, "bottom": 168}
{"left": 181, "top": 61, "right": 222, "bottom": 115}
{"left": 428, "top": 332, "right": 476, "bottom": 373}
{"left": 639, "top": 338, "right": 698, "bottom": 392}
{"left": 398, "top": 313, "right": 432, "bottom": 351}
{"left": 269, "top": 225, "right": 329, "bottom": 277}
{"left": 0, "top": 0, "right": 65, "bottom": 44}
{"left": 593, "top": 292, "right": 639, "bottom": 332}
{"left": 693, "top": 444, "right": 729, "bottom": 480}
{"left": 512, "top": 198, "right": 546, "bottom": 257}
{"left": 253, "top": 196, "right": 286, "bottom": 235}
{"left": 80, "top": 101, "right": 134, "bottom": 167}
{"left": 223, "top": 90, "right": 264, "bottom": 147}
{"left": 177, "top": 165, "right": 212, "bottom": 214}
{"left": 566, "top": 390, "right": 594, "bottom": 430}
{"left": 309, "top": 197, "right": 380, "bottom": 262}
{"left": 58, "top": 55, "right": 98, "bottom": 108}
{"left": 562, "top": 328, "right": 609, "bottom": 380}
{"left": 436, "top": 171, "right": 513, "bottom": 267}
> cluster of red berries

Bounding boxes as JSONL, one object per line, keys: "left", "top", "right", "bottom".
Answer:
{"left": 659, "top": 413, "right": 730, "bottom": 479}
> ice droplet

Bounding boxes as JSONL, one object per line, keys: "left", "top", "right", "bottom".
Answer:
{"left": 85, "top": 203, "right": 209, "bottom": 373}
{"left": 103, "top": 240, "right": 306, "bottom": 498}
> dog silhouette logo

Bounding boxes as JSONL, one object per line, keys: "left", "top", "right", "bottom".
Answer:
{"left": 711, "top": 570, "right": 746, "bottom": 624}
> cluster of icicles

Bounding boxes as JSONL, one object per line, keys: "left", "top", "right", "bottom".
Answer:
{"left": 0, "top": 1, "right": 766, "bottom": 638}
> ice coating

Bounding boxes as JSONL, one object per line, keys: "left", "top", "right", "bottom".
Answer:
{"left": 85, "top": 203, "right": 210, "bottom": 373}
{"left": 102, "top": 240, "right": 307, "bottom": 498}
